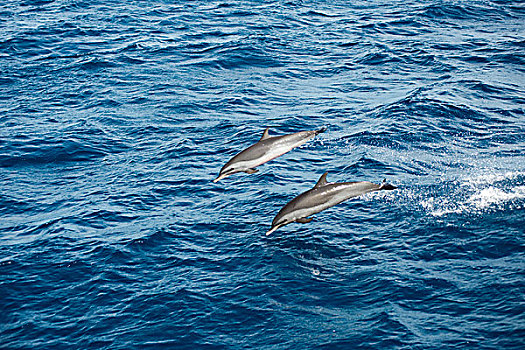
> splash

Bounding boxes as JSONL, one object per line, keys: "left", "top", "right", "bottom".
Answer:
{"left": 421, "top": 171, "right": 525, "bottom": 217}
{"left": 467, "top": 186, "right": 525, "bottom": 210}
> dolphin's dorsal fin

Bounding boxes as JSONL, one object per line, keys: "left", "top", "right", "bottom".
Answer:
{"left": 259, "top": 128, "right": 270, "bottom": 142}
{"left": 314, "top": 172, "right": 328, "bottom": 188}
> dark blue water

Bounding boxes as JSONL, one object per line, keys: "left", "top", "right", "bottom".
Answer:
{"left": 1, "top": 0, "right": 524, "bottom": 348}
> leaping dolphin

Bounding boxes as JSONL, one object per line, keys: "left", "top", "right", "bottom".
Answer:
{"left": 213, "top": 127, "right": 325, "bottom": 183}
{"left": 266, "top": 172, "right": 397, "bottom": 235}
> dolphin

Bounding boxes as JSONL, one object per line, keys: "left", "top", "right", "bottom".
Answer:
{"left": 213, "top": 127, "right": 325, "bottom": 183}
{"left": 266, "top": 172, "right": 397, "bottom": 235}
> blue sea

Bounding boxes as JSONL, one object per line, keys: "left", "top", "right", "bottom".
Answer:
{"left": 1, "top": 0, "right": 524, "bottom": 349}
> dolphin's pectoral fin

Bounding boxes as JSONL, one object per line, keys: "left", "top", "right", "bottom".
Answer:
{"left": 245, "top": 168, "right": 258, "bottom": 174}
{"left": 296, "top": 217, "right": 312, "bottom": 224}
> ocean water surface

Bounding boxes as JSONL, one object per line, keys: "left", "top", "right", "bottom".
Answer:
{"left": 1, "top": 0, "right": 524, "bottom": 348}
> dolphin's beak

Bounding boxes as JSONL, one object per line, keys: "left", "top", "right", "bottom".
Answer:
{"left": 213, "top": 173, "right": 228, "bottom": 183}
{"left": 266, "top": 225, "right": 281, "bottom": 236}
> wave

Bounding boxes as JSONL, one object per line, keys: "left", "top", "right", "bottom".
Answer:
{"left": 0, "top": 139, "right": 107, "bottom": 167}
{"left": 419, "top": 2, "right": 512, "bottom": 22}
{"left": 0, "top": 121, "right": 129, "bottom": 167}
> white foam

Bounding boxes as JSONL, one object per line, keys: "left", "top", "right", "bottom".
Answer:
{"left": 423, "top": 171, "right": 525, "bottom": 217}
{"left": 467, "top": 186, "right": 525, "bottom": 209}
{"left": 422, "top": 197, "right": 465, "bottom": 217}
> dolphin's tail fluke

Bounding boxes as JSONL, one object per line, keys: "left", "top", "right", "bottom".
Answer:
{"left": 380, "top": 180, "right": 397, "bottom": 191}
{"left": 315, "top": 126, "right": 327, "bottom": 135}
